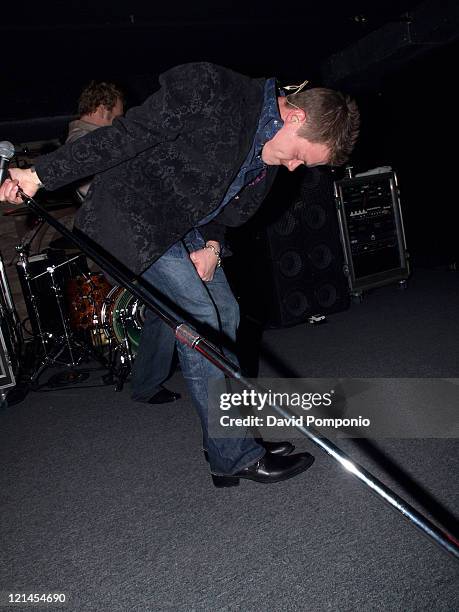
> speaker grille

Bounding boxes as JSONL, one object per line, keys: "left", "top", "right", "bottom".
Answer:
{"left": 282, "top": 289, "right": 310, "bottom": 318}
{"left": 278, "top": 251, "right": 304, "bottom": 278}
{"left": 302, "top": 203, "right": 328, "bottom": 231}
{"left": 273, "top": 211, "right": 297, "bottom": 236}
{"left": 308, "top": 243, "right": 334, "bottom": 270}
{"left": 315, "top": 283, "right": 339, "bottom": 309}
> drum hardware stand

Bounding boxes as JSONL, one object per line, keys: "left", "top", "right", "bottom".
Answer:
{"left": 107, "top": 346, "right": 131, "bottom": 392}
{"left": 30, "top": 276, "right": 82, "bottom": 386}
{"left": 16, "top": 188, "right": 459, "bottom": 560}
{"left": 119, "top": 309, "right": 136, "bottom": 364}
{"left": 102, "top": 308, "right": 136, "bottom": 392}
{"left": 30, "top": 255, "right": 83, "bottom": 361}
{"left": 15, "top": 238, "right": 107, "bottom": 388}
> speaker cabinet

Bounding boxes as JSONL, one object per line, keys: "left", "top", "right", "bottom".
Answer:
{"left": 227, "top": 166, "right": 349, "bottom": 328}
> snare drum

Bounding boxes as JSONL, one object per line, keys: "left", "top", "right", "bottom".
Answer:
{"left": 66, "top": 273, "right": 112, "bottom": 331}
{"left": 100, "top": 286, "right": 146, "bottom": 355}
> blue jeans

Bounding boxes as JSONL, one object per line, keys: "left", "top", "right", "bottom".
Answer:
{"left": 139, "top": 229, "right": 264, "bottom": 474}
{"left": 131, "top": 309, "right": 176, "bottom": 401}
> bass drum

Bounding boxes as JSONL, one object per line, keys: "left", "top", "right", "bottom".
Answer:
{"left": 101, "top": 286, "right": 146, "bottom": 355}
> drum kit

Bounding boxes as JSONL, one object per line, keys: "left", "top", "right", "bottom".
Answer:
{"left": 0, "top": 201, "right": 147, "bottom": 401}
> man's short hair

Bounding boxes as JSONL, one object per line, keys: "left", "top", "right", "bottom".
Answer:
{"left": 286, "top": 88, "right": 360, "bottom": 166}
{"left": 78, "top": 81, "right": 124, "bottom": 116}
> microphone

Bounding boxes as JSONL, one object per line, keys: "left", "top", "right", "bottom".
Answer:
{"left": 0, "top": 140, "right": 15, "bottom": 186}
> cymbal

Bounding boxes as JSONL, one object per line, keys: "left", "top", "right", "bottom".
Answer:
{"left": 2, "top": 200, "right": 76, "bottom": 217}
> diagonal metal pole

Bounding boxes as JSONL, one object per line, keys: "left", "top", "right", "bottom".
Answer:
{"left": 19, "top": 190, "right": 459, "bottom": 561}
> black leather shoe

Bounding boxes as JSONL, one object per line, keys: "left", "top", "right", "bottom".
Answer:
{"left": 203, "top": 439, "right": 294, "bottom": 463}
{"left": 260, "top": 440, "right": 295, "bottom": 456}
{"left": 147, "top": 388, "right": 181, "bottom": 404}
{"left": 211, "top": 452, "right": 314, "bottom": 487}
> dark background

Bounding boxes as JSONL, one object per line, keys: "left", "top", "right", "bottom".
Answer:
{"left": 1, "top": 0, "right": 458, "bottom": 266}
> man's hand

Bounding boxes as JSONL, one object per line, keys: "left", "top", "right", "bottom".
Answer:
{"left": 0, "top": 167, "right": 42, "bottom": 205}
{"left": 190, "top": 241, "right": 221, "bottom": 282}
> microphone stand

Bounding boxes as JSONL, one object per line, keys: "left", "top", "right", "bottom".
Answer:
{"left": 17, "top": 188, "right": 459, "bottom": 561}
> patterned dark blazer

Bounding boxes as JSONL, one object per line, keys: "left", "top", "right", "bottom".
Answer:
{"left": 35, "top": 62, "right": 278, "bottom": 274}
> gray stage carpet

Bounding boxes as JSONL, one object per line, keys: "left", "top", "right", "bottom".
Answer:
{"left": 1, "top": 268, "right": 458, "bottom": 611}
